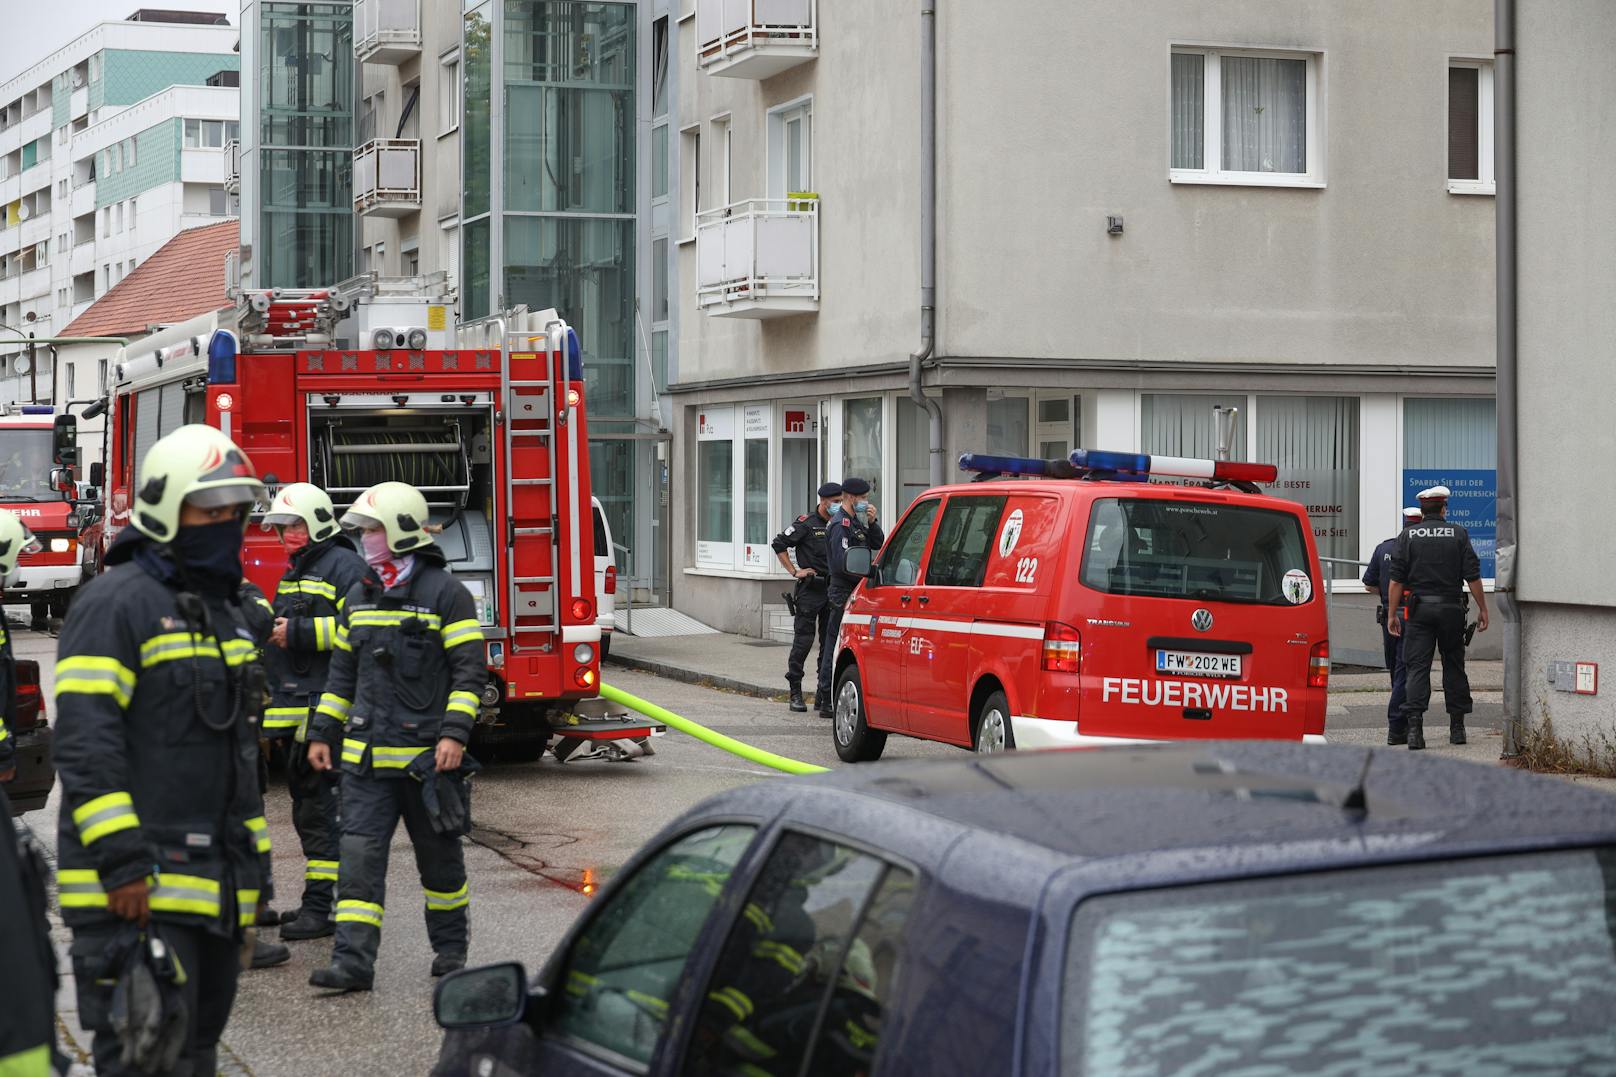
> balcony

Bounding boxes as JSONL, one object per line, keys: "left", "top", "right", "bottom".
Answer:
{"left": 697, "top": 0, "right": 817, "bottom": 79}
{"left": 354, "top": 0, "right": 421, "bottom": 65}
{"left": 696, "top": 198, "right": 818, "bottom": 319}
{"left": 223, "top": 138, "right": 240, "bottom": 194}
{"left": 353, "top": 138, "right": 422, "bottom": 217}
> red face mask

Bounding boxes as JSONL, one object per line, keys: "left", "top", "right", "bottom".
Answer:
{"left": 281, "top": 525, "right": 310, "bottom": 554}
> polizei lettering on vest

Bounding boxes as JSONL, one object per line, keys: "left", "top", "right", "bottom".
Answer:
{"left": 1102, "top": 677, "right": 1290, "bottom": 713}
{"left": 1406, "top": 526, "right": 1456, "bottom": 538}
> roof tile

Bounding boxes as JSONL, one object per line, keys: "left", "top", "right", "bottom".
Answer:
{"left": 61, "top": 219, "right": 238, "bottom": 340}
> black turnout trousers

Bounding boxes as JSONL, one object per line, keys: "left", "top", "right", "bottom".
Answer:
{"left": 1400, "top": 599, "right": 1474, "bottom": 721}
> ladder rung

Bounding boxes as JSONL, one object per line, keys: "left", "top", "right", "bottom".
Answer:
{"left": 514, "top": 576, "right": 555, "bottom": 585}
{"left": 514, "top": 527, "right": 553, "bottom": 536}
{"left": 511, "top": 477, "right": 553, "bottom": 486}
{"left": 509, "top": 381, "right": 553, "bottom": 388}
{"left": 510, "top": 429, "right": 552, "bottom": 436}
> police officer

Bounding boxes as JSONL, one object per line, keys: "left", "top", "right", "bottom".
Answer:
{"left": 306, "top": 481, "right": 486, "bottom": 992}
{"left": 53, "top": 424, "right": 274, "bottom": 1075}
{"left": 260, "top": 483, "right": 369, "bottom": 941}
{"left": 771, "top": 481, "right": 841, "bottom": 712}
{"left": 1388, "top": 485, "right": 1489, "bottom": 750}
{"left": 0, "top": 510, "right": 39, "bottom": 785}
{"left": 821, "top": 478, "right": 884, "bottom": 719}
{"left": 1363, "top": 507, "right": 1424, "bottom": 745}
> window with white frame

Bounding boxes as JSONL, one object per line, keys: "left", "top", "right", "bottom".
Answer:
{"left": 1257, "top": 395, "right": 1359, "bottom": 579}
{"left": 711, "top": 115, "right": 731, "bottom": 208}
{"left": 1448, "top": 61, "right": 1494, "bottom": 193}
{"left": 1170, "top": 47, "right": 1322, "bottom": 186}
{"left": 1403, "top": 397, "right": 1496, "bottom": 576}
{"left": 439, "top": 53, "right": 460, "bottom": 136}
{"left": 742, "top": 406, "right": 771, "bottom": 569}
{"left": 696, "top": 407, "right": 736, "bottom": 565}
{"left": 695, "top": 403, "right": 823, "bottom": 572}
{"left": 679, "top": 124, "right": 701, "bottom": 240}
{"left": 1141, "top": 393, "right": 1248, "bottom": 460}
{"left": 768, "top": 99, "right": 812, "bottom": 199}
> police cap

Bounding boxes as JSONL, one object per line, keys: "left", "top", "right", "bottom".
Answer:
{"left": 817, "top": 482, "right": 843, "bottom": 498}
{"left": 1416, "top": 485, "right": 1451, "bottom": 501}
{"left": 840, "top": 477, "right": 871, "bottom": 496}
{"left": 1403, "top": 506, "right": 1423, "bottom": 521}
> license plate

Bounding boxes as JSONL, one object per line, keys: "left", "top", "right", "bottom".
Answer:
{"left": 1155, "top": 650, "right": 1242, "bottom": 678}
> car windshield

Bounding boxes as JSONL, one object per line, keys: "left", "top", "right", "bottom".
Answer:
{"left": 1060, "top": 848, "right": 1616, "bottom": 1075}
{"left": 0, "top": 428, "right": 57, "bottom": 501}
{"left": 1080, "top": 497, "right": 1312, "bottom": 606}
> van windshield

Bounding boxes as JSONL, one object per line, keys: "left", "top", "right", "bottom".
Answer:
{"left": 1080, "top": 497, "right": 1312, "bottom": 606}
{"left": 0, "top": 428, "right": 57, "bottom": 502}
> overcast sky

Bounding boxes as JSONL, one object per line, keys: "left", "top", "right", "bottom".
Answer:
{"left": 1, "top": 0, "right": 239, "bottom": 86}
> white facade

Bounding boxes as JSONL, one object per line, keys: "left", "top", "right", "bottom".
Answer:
{"left": 0, "top": 15, "right": 238, "bottom": 403}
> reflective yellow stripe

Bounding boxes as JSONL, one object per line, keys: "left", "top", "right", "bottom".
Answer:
{"left": 334, "top": 899, "right": 383, "bottom": 927}
{"left": 57, "top": 868, "right": 108, "bottom": 908}
{"left": 73, "top": 791, "right": 140, "bottom": 846}
{"left": 278, "top": 579, "right": 337, "bottom": 600}
{"left": 446, "top": 690, "right": 479, "bottom": 718}
{"left": 567, "top": 969, "right": 600, "bottom": 996}
{"left": 441, "top": 619, "right": 482, "bottom": 649}
{"left": 263, "top": 706, "right": 307, "bottom": 730}
{"left": 139, "top": 632, "right": 221, "bottom": 667}
{"left": 312, "top": 616, "right": 337, "bottom": 651}
{"left": 371, "top": 744, "right": 429, "bottom": 769}
{"left": 244, "top": 816, "right": 271, "bottom": 854}
{"left": 0, "top": 1042, "right": 51, "bottom": 1077}
{"left": 333, "top": 624, "right": 352, "bottom": 652}
{"left": 340, "top": 738, "right": 367, "bottom": 765}
{"left": 349, "top": 610, "right": 442, "bottom": 629}
{"left": 626, "top": 990, "right": 668, "bottom": 1014}
{"left": 754, "top": 940, "right": 805, "bottom": 974}
{"left": 708, "top": 986, "right": 754, "bottom": 1022}
{"left": 55, "top": 655, "right": 137, "bottom": 709}
{"left": 317, "top": 694, "right": 351, "bottom": 723}
{"left": 0, "top": 724, "right": 8, "bottom": 744}
{"left": 252, "top": 596, "right": 274, "bottom": 617}
{"left": 148, "top": 872, "right": 222, "bottom": 917}
{"left": 236, "top": 889, "right": 261, "bottom": 926}
{"left": 306, "top": 859, "right": 340, "bottom": 882}
{"left": 221, "top": 638, "right": 256, "bottom": 667}
{"left": 423, "top": 882, "right": 469, "bottom": 911}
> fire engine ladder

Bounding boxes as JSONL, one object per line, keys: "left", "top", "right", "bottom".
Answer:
{"left": 501, "top": 322, "right": 565, "bottom": 652}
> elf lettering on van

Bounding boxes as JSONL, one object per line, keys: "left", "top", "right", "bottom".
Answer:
{"left": 1101, "top": 678, "right": 1290, "bottom": 713}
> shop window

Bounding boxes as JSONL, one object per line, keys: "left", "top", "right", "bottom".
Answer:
{"left": 986, "top": 395, "right": 1030, "bottom": 456}
{"left": 696, "top": 407, "right": 734, "bottom": 565}
{"left": 841, "top": 398, "right": 882, "bottom": 504}
{"left": 742, "top": 406, "right": 770, "bottom": 569}
{"left": 1404, "top": 397, "right": 1496, "bottom": 577}
{"left": 1256, "top": 396, "right": 1359, "bottom": 580}
{"left": 1141, "top": 394, "right": 1247, "bottom": 460}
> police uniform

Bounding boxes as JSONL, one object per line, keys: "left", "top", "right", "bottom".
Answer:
{"left": 53, "top": 425, "right": 273, "bottom": 1076}
{"left": 309, "top": 482, "right": 486, "bottom": 991}
{"left": 822, "top": 479, "right": 885, "bottom": 718}
{"left": 1362, "top": 508, "right": 1424, "bottom": 745}
{"left": 260, "top": 485, "right": 369, "bottom": 939}
{"left": 771, "top": 481, "right": 840, "bottom": 712}
{"left": 1389, "top": 486, "right": 1482, "bottom": 749}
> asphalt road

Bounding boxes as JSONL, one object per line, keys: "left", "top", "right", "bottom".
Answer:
{"left": 12, "top": 624, "right": 955, "bottom": 1076}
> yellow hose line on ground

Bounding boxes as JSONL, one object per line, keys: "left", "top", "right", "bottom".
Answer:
{"left": 599, "top": 682, "right": 830, "bottom": 775}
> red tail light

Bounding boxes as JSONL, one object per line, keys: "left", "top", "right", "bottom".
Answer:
{"left": 14, "top": 660, "right": 43, "bottom": 731}
{"left": 575, "top": 668, "right": 597, "bottom": 689}
{"left": 603, "top": 565, "right": 617, "bottom": 596}
{"left": 571, "top": 598, "right": 593, "bottom": 621}
{"left": 1308, "top": 641, "right": 1330, "bottom": 689}
{"left": 1042, "top": 622, "right": 1081, "bottom": 674}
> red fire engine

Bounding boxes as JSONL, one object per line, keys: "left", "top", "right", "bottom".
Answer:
{"left": 0, "top": 405, "right": 89, "bottom": 624}
{"left": 77, "top": 278, "right": 654, "bottom": 760}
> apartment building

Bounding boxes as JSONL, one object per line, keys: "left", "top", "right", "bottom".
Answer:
{"left": 0, "top": 9, "right": 239, "bottom": 403}
{"left": 670, "top": 0, "right": 1499, "bottom": 645}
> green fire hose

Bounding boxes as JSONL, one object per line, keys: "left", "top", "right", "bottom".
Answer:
{"left": 598, "top": 682, "right": 829, "bottom": 776}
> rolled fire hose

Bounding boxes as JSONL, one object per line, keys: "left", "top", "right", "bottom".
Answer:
{"left": 598, "top": 683, "right": 829, "bottom": 776}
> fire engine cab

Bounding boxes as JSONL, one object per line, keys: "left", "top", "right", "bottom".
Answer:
{"left": 80, "top": 275, "right": 654, "bottom": 760}
{"left": 830, "top": 449, "right": 1330, "bottom": 762}
{"left": 0, "top": 404, "right": 91, "bottom": 624}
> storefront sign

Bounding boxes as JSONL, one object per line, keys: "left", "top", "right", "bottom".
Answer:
{"left": 783, "top": 409, "right": 815, "bottom": 437}
{"left": 697, "top": 407, "right": 734, "bottom": 440}
{"left": 1261, "top": 468, "right": 1358, "bottom": 571}
{"left": 1402, "top": 468, "right": 1496, "bottom": 577}
{"left": 744, "top": 404, "right": 770, "bottom": 439}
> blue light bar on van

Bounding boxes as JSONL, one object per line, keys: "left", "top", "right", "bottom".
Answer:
{"left": 565, "top": 327, "right": 584, "bottom": 381}
{"left": 207, "top": 329, "right": 239, "bottom": 384}
{"left": 1069, "top": 449, "right": 1278, "bottom": 484}
{"left": 957, "top": 453, "right": 1080, "bottom": 478}
{"left": 19, "top": 405, "right": 54, "bottom": 415}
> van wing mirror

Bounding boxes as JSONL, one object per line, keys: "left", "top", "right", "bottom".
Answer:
{"left": 89, "top": 461, "right": 104, "bottom": 487}
{"left": 53, "top": 414, "right": 79, "bottom": 467}
{"left": 844, "top": 546, "right": 873, "bottom": 578}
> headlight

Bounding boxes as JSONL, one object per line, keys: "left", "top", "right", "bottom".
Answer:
{"left": 573, "top": 643, "right": 594, "bottom": 665}
{"left": 50, "top": 538, "right": 71, "bottom": 553}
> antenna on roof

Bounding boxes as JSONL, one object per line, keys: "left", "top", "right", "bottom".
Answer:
{"left": 1340, "top": 749, "right": 1374, "bottom": 816}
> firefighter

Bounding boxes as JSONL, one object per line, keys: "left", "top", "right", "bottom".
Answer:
{"left": 306, "top": 481, "right": 485, "bottom": 992}
{"left": 260, "top": 483, "right": 368, "bottom": 942}
{"left": 52, "top": 424, "right": 274, "bottom": 1076}
{"left": 771, "top": 481, "right": 840, "bottom": 712}
{"left": 821, "top": 478, "right": 884, "bottom": 719}
{"left": 0, "top": 509, "right": 40, "bottom": 783}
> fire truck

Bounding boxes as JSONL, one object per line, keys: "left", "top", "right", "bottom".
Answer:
{"left": 75, "top": 275, "right": 653, "bottom": 761}
{"left": 0, "top": 404, "right": 91, "bottom": 625}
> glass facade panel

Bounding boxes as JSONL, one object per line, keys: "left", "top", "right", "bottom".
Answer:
{"left": 463, "top": 3, "right": 493, "bottom": 219}
{"left": 986, "top": 396, "right": 1030, "bottom": 456}
{"left": 462, "top": 216, "right": 491, "bottom": 325}
{"left": 698, "top": 441, "right": 733, "bottom": 544}
{"left": 260, "top": 149, "right": 353, "bottom": 287}
{"left": 744, "top": 437, "right": 768, "bottom": 545}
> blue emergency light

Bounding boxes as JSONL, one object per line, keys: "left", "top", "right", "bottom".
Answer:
{"left": 1069, "top": 449, "right": 1278, "bottom": 484}
{"left": 957, "top": 453, "right": 1081, "bottom": 479}
{"left": 19, "top": 405, "right": 54, "bottom": 415}
{"left": 207, "top": 329, "right": 239, "bottom": 384}
{"left": 565, "top": 327, "right": 584, "bottom": 380}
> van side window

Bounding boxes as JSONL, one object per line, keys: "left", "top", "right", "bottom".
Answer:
{"left": 926, "top": 496, "right": 1007, "bottom": 588}
{"left": 873, "top": 499, "right": 939, "bottom": 587}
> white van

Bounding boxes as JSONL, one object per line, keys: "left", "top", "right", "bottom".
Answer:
{"left": 591, "top": 497, "right": 616, "bottom": 657}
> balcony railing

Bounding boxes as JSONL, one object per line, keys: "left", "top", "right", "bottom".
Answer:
{"left": 353, "top": 138, "right": 422, "bottom": 217}
{"left": 223, "top": 138, "right": 240, "bottom": 194}
{"left": 354, "top": 0, "right": 422, "bottom": 65}
{"left": 697, "top": 197, "right": 818, "bottom": 319}
{"left": 696, "top": 0, "right": 817, "bottom": 79}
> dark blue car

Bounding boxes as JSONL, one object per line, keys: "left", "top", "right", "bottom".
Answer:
{"left": 433, "top": 743, "right": 1616, "bottom": 1076}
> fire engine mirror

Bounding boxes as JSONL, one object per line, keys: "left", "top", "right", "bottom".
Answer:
{"left": 845, "top": 546, "right": 874, "bottom": 578}
{"left": 53, "top": 414, "right": 79, "bottom": 467}
{"left": 88, "top": 462, "right": 104, "bottom": 488}
{"left": 82, "top": 397, "right": 107, "bottom": 420}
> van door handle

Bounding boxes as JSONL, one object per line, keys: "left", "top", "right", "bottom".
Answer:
{"left": 917, "top": 595, "right": 930, "bottom": 605}
{"left": 900, "top": 594, "right": 912, "bottom": 603}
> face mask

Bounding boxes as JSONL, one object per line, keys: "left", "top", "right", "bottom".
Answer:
{"left": 361, "top": 527, "right": 393, "bottom": 566}
{"left": 856, "top": 500, "right": 871, "bottom": 517}
{"left": 170, "top": 518, "right": 244, "bottom": 589}
{"left": 281, "top": 527, "right": 310, "bottom": 554}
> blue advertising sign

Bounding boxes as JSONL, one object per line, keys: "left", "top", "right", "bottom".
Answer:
{"left": 1402, "top": 468, "right": 1497, "bottom": 578}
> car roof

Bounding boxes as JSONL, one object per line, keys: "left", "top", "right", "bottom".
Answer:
{"left": 914, "top": 477, "right": 1308, "bottom": 514}
{"left": 698, "top": 744, "right": 1616, "bottom": 877}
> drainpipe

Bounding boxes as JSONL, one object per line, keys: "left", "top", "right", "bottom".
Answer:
{"left": 1495, "top": 0, "right": 1523, "bottom": 756}
{"left": 909, "top": 1, "right": 945, "bottom": 487}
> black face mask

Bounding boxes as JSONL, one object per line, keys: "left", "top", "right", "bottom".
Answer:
{"left": 170, "top": 519, "right": 245, "bottom": 591}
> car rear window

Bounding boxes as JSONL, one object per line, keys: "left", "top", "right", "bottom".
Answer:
{"left": 592, "top": 504, "right": 610, "bottom": 555}
{"left": 1060, "top": 848, "right": 1616, "bottom": 1075}
{"left": 1080, "top": 497, "right": 1313, "bottom": 606}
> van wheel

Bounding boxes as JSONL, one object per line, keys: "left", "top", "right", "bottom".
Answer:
{"left": 833, "top": 665, "right": 886, "bottom": 763}
{"left": 974, "top": 690, "right": 1015, "bottom": 754}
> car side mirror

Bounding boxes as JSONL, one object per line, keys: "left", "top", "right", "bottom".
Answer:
{"left": 89, "top": 461, "right": 104, "bottom": 487}
{"left": 844, "top": 546, "right": 873, "bottom": 578}
{"left": 50, "top": 467, "right": 74, "bottom": 494}
{"left": 434, "top": 962, "right": 529, "bottom": 1029}
{"left": 53, "top": 414, "right": 79, "bottom": 467}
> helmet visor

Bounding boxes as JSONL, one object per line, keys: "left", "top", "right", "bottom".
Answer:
{"left": 262, "top": 512, "right": 305, "bottom": 528}
{"left": 186, "top": 484, "right": 263, "bottom": 510}
{"left": 340, "top": 509, "right": 384, "bottom": 531}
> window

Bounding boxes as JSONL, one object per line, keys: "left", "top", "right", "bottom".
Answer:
{"left": 65, "top": 362, "right": 75, "bottom": 398}
{"left": 439, "top": 54, "right": 460, "bottom": 136}
{"left": 780, "top": 403, "right": 817, "bottom": 522}
{"left": 743, "top": 407, "right": 770, "bottom": 567}
{"left": 652, "top": 15, "right": 669, "bottom": 118}
{"left": 653, "top": 237, "right": 669, "bottom": 322}
{"left": 1062, "top": 849, "right": 1616, "bottom": 1077}
{"left": 1403, "top": 397, "right": 1497, "bottom": 577}
{"left": 680, "top": 125, "right": 701, "bottom": 238}
{"left": 841, "top": 398, "right": 882, "bottom": 505}
{"left": 986, "top": 395, "right": 1030, "bottom": 456}
{"left": 711, "top": 115, "right": 731, "bottom": 208}
{"left": 97, "top": 358, "right": 107, "bottom": 392}
{"left": 113, "top": 203, "right": 122, "bottom": 233}
{"left": 126, "top": 136, "right": 137, "bottom": 168}
{"left": 1170, "top": 48, "right": 1321, "bottom": 186}
{"left": 1257, "top": 395, "right": 1358, "bottom": 579}
{"left": 183, "top": 119, "right": 225, "bottom": 149}
{"left": 1448, "top": 61, "right": 1495, "bottom": 193}
{"left": 927, "top": 496, "right": 1007, "bottom": 588}
{"left": 682, "top": 831, "right": 917, "bottom": 1077}
{"left": 209, "top": 187, "right": 228, "bottom": 216}
{"left": 875, "top": 498, "right": 939, "bottom": 588}
{"left": 548, "top": 825, "right": 756, "bottom": 1067}
{"left": 1141, "top": 394, "right": 1247, "bottom": 460}
{"left": 697, "top": 407, "right": 735, "bottom": 561}
{"left": 652, "top": 124, "right": 669, "bottom": 200}
{"left": 768, "top": 99, "right": 813, "bottom": 198}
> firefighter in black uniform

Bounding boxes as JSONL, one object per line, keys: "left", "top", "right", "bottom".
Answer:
{"left": 1388, "top": 485, "right": 1489, "bottom": 750}
{"left": 53, "top": 424, "right": 274, "bottom": 1075}
{"left": 1362, "top": 506, "right": 1424, "bottom": 745}
{"left": 261, "top": 483, "right": 369, "bottom": 941}
{"left": 821, "top": 478, "right": 884, "bottom": 719}
{"left": 772, "top": 481, "right": 841, "bottom": 713}
{"left": 0, "top": 509, "right": 39, "bottom": 785}
{"left": 306, "top": 480, "right": 486, "bottom": 992}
